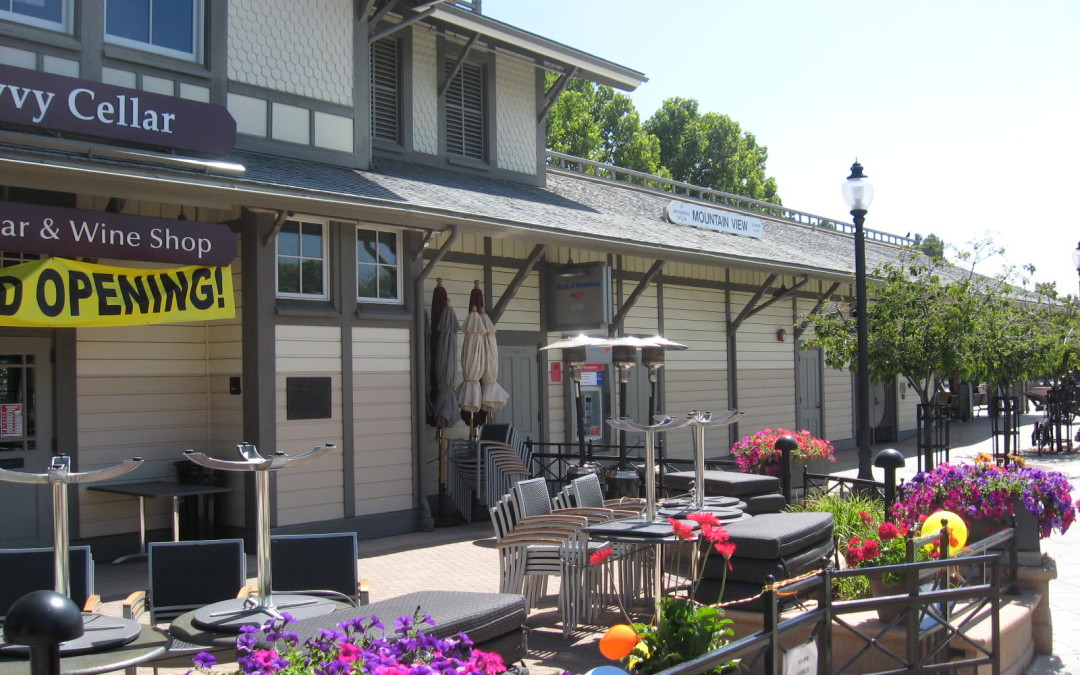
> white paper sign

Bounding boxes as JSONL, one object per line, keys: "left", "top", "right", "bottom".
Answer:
{"left": 783, "top": 641, "right": 817, "bottom": 675}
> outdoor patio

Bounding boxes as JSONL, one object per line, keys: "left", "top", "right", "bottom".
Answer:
{"left": 84, "top": 412, "right": 1080, "bottom": 674}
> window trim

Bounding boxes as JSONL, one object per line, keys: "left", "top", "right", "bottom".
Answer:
{"left": 356, "top": 225, "right": 402, "bottom": 305}
{"left": 104, "top": 0, "right": 204, "bottom": 63}
{"left": 0, "top": 0, "right": 71, "bottom": 32}
{"left": 276, "top": 216, "right": 329, "bottom": 301}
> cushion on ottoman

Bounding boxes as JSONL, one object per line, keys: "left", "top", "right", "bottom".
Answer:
{"left": 706, "top": 537, "right": 834, "bottom": 584}
{"left": 272, "top": 591, "right": 527, "bottom": 649}
{"left": 663, "top": 470, "right": 780, "bottom": 497}
{"left": 744, "top": 493, "right": 787, "bottom": 515}
{"left": 723, "top": 512, "right": 834, "bottom": 559}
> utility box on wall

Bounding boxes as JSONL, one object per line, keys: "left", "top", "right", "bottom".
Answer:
{"left": 286, "top": 377, "right": 332, "bottom": 420}
{"left": 544, "top": 262, "right": 612, "bottom": 332}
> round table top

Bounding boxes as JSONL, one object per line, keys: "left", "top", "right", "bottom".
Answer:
{"left": 0, "top": 625, "right": 168, "bottom": 675}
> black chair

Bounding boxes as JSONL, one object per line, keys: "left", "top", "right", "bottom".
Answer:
{"left": 124, "top": 538, "right": 247, "bottom": 673}
{"left": 0, "top": 546, "right": 97, "bottom": 619}
{"left": 270, "top": 532, "right": 367, "bottom": 605}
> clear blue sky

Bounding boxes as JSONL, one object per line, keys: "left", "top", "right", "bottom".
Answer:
{"left": 483, "top": 0, "right": 1080, "bottom": 296}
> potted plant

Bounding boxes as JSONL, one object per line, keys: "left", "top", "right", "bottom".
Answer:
{"left": 845, "top": 517, "right": 932, "bottom": 622}
{"left": 590, "top": 512, "right": 739, "bottom": 674}
{"left": 730, "top": 428, "right": 836, "bottom": 477}
{"left": 190, "top": 609, "right": 507, "bottom": 675}
{"left": 891, "top": 456, "right": 1078, "bottom": 563}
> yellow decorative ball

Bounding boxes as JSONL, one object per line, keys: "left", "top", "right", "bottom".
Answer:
{"left": 920, "top": 510, "right": 968, "bottom": 554}
{"left": 599, "top": 624, "right": 639, "bottom": 660}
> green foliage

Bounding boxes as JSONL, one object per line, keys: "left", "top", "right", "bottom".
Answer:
{"left": 788, "top": 491, "right": 882, "bottom": 600}
{"left": 917, "top": 233, "right": 946, "bottom": 260}
{"left": 545, "top": 80, "right": 780, "bottom": 203}
{"left": 628, "top": 598, "right": 735, "bottom": 674}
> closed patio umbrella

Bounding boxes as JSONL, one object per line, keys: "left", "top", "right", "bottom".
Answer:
{"left": 480, "top": 311, "right": 509, "bottom": 415}
{"left": 458, "top": 281, "right": 486, "bottom": 436}
{"left": 428, "top": 279, "right": 459, "bottom": 522}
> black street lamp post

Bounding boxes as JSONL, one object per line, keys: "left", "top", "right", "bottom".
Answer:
{"left": 843, "top": 161, "right": 875, "bottom": 480}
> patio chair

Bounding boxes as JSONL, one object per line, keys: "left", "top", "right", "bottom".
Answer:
{"left": 123, "top": 538, "right": 247, "bottom": 673}
{"left": 489, "top": 493, "right": 590, "bottom": 609}
{"left": 0, "top": 546, "right": 98, "bottom": 619}
{"left": 570, "top": 473, "right": 646, "bottom": 513}
{"left": 269, "top": 532, "right": 368, "bottom": 605}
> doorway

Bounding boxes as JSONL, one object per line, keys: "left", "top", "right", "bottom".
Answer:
{"left": 0, "top": 336, "right": 54, "bottom": 547}
{"left": 796, "top": 346, "right": 824, "bottom": 439}
{"left": 496, "top": 345, "right": 540, "bottom": 442}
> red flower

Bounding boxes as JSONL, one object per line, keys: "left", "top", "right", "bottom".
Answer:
{"left": 859, "top": 510, "right": 873, "bottom": 525}
{"left": 668, "top": 517, "right": 697, "bottom": 541}
{"left": 687, "top": 511, "right": 721, "bottom": 528}
{"left": 589, "top": 546, "right": 614, "bottom": 565}
{"left": 700, "top": 523, "right": 730, "bottom": 544}
{"left": 878, "top": 521, "right": 901, "bottom": 541}
{"left": 714, "top": 541, "right": 736, "bottom": 559}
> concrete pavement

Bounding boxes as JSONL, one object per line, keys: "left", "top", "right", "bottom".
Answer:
{"left": 86, "top": 411, "right": 1080, "bottom": 673}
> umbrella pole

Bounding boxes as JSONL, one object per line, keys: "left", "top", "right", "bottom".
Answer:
{"left": 437, "top": 427, "right": 447, "bottom": 519}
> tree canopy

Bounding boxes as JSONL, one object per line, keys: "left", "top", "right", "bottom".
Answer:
{"left": 546, "top": 80, "right": 779, "bottom": 203}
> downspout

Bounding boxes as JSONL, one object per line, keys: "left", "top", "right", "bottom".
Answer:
{"left": 411, "top": 227, "right": 458, "bottom": 531}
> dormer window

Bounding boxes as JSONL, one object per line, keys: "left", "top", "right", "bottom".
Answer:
{"left": 444, "top": 59, "right": 485, "bottom": 160}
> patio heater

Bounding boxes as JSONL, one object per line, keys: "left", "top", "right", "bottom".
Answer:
{"left": 641, "top": 335, "right": 688, "bottom": 485}
{"left": 0, "top": 455, "right": 146, "bottom": 654}
{"left": 608, "top": 336, "right": 653, "bottom": 498}
{"left": 540, "top": 334, "right": 606, "bottom": 480}
{"left": 184, "top": 442, "right": 338, "bottom": 631}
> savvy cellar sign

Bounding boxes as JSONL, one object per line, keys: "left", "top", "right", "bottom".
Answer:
{"left": 0, "top": 64, "right": 236, "bottom": 155}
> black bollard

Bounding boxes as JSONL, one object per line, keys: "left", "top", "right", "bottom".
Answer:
{"left": 873, "top": 448, "right": 906, "bottom": 522}
{"left": 4, "top": 590, "right": 83, "bottom": 675}
{"left": 774, "top": 434, "right": 798, "bottom": 503}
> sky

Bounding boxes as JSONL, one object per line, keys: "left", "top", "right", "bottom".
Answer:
{"left": 482, "top": 0, "right": 1080, "bottom": 296}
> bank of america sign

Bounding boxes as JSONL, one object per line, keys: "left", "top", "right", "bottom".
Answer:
{"left": 666, "top": 200, "right": 764, "bottom": 239}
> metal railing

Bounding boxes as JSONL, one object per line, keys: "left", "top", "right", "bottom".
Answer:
{"left": 654, "top": 554, "right": 1007, "bottom": 675}
{"left": 546, "top": 151, "right": 917, "bottom": 247}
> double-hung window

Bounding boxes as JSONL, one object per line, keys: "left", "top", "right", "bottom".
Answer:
{"left": 277, "top": 218, "right": 328, "bottom": 300}
{"left": 444, "top": 59, "right": 486, "bottom": 160}
{"left": 370, "top": 37, "right": 402, "bottom": 145}
{"left": 356, "top": 226, "right": 400, "bottom": 303}
{"left": 105, "top": 0, "right": 203, "bottom": 62}
{"left": 0, "top": 0, "right": 70, "bottom": 32}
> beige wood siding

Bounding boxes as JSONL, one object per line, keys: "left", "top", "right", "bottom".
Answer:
{"left": 660, "top": 283, "right": 727, "bottom": 461}
{"left": 275, "top": 325, "right": 345, "bottom": 526}
{"left": 824, "top": 367, "right": 854, "bottom": 443}
{"left": 76, "top": 324, "right": 211, "bottom": 539}
{"left": 352, "top": 327, "right": 413, "bottom": 516}
{"left": 733, "top": 291, "right": 796, "bottom": 435}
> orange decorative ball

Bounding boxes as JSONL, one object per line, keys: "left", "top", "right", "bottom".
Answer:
{"left": 598, "top": 624, "right": 639, "bottom": 660}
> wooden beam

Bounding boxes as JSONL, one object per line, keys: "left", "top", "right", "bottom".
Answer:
{"left": 489, "top": 244, "right": 546, "bottom": 323}
{"left": 794, "top": 282, "right": 840, "bottom": 341}
{"left": 609, "top": 259, "right": 665, "bottom": 336}
{"left": 437, "top": 34, "right": 479, "bottom": 99}
{"left": 537, "top": 67, "right": 577, "bottom": 123}
{"left": 728, "top": 274, "right": 776, "bottom": 333}
{"left": 416, "top": 226, "right": 458, "bottom": 286}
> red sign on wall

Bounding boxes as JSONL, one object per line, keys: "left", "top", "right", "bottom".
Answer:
{"left": 1, "top": 403, "right": 23, "bottom": 438}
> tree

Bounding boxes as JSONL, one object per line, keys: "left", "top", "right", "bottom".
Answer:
{"left": 644, "top": 98, "right": 780, "bottom": 203}
{"left": 546, "top": 83, "right": 779, "bottom": 202}
{"left": 545, "top": 78, "right": 661, "bottom": 175}
{"left": 917, "top": 233, "right": 946, "bottom": 261}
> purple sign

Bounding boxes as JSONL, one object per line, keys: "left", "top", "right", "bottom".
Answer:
{"left": 0, "top": 201, "right": 237, "bottom": 266}
{"left": 0, "top": 64, "right": 236, "bottom": 155}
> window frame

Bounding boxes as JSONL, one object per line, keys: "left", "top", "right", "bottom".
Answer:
{"left": 355, "top": 225, "right": 402, "bottom": 305}
{"left": 104, "top": 0, "right": 204, "bottom": 63}
{"left": 276, "top": 216, "right": 329, "bottom": 301}
{"left": 0, "top": 0, "right": 71, "bottom": 32}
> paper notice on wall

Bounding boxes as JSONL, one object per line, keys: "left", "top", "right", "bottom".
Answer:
{"left": 1, "top": 403, "right": 23, "bottom": 438}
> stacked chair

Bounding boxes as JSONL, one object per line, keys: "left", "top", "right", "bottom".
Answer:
{"left": 490, "top": 476, "right": 652, "bottom": 636}
{"left": 447, "top": 425, "right": 537, "bottom": 523}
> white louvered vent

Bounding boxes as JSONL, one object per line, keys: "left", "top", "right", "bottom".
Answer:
{"left": 371, "top": 38, "right": 401, "bottom": 144}
{"left": 445, "top": 60, "right": 485, "bottom": 160}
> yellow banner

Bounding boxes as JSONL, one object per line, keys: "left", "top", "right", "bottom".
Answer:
{"left": 0, "top": 257, "right": 235, "bottom": 327}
